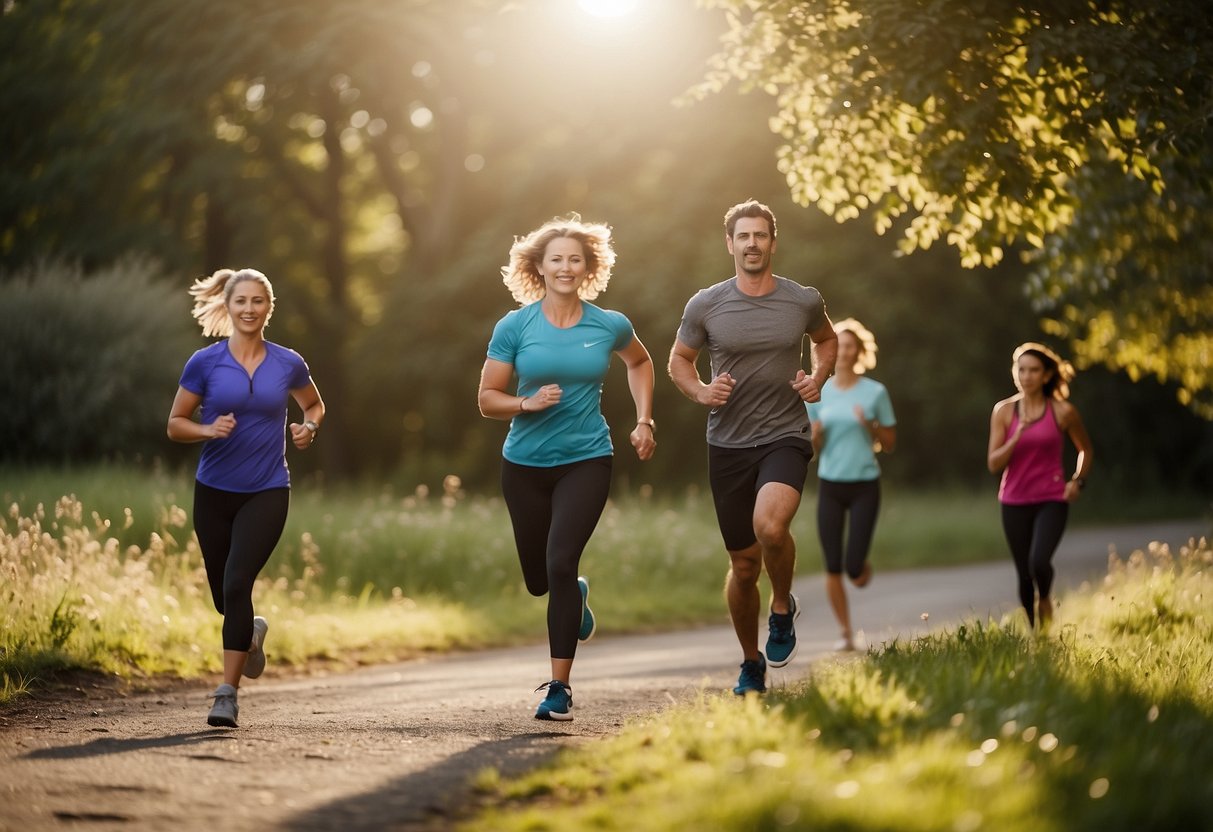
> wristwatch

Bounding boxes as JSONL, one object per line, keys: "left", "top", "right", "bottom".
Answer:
{"left": 637, "top": 418, "right": 656, "bottom": 433}
{"left": 304, "top": 420, "right": 320, "bottom": 434}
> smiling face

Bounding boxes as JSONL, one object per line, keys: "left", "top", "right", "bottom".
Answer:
{"left": 726, "top": 216, "right": 776, "bottom": 276}
{"left": 538, "top": 236, "right": 589, "bottom": 298}
{"left": 226, "top": 277, "right": 272, "bottom": 336}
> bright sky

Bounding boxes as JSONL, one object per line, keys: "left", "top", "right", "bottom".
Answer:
{"left": 577, "top": 0, "right": 640, "bottom": 17}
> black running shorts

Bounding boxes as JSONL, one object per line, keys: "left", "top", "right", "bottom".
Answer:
{"left": 707, "top": 436, "right": 813, "bottom": 551}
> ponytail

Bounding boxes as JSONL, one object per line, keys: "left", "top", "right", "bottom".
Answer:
{"left": 188, "top": 268, "right": 275, "bottom": 338}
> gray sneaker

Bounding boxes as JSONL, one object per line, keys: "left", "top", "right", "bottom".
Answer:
{"left": 243, "top": 616, "right": 269, "bottom": 679}
{"left": 207, "top": 683, "right": 239, "bottom": 728}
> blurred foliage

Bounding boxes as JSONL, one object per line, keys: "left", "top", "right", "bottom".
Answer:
{"left": 0, "top": 259, "right": 197, "bottom": 462}
{"left": 695, "top": 0, "right": 1213, "bottom": 415}
{"left": 1, "top": 0, "right": 1209, "bottom": 497}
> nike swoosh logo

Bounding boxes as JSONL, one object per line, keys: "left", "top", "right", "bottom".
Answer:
{"left": 583, "top": 339, "right": 612, "bottom": 348}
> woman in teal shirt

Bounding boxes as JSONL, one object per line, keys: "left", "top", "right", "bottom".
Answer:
{"left": 478, "top": 215, "right": 656, "bottom": 721}
{"left": 807, "top": 319, "right": 896, "bottom": 651}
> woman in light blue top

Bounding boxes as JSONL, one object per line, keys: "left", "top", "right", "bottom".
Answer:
{"left": 807, "top": 319, "right": 896, "bottom": 650}
{"left": 478, "top": 215, "right": 656, "bottom": 721}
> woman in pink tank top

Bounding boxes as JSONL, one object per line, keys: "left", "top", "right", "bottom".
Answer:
{"left": 987, "top": 343, "right": 1093, "bottom": 629}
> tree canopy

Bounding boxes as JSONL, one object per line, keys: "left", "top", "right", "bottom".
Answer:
{"left": 695, "top": 0, "right": 1213, "bottom": 414}
{"left": 3, "top": 0, "right": 1209, "bottom": 493}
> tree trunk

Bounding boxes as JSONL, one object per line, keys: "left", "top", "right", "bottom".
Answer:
{"left": 310, "top": 86, "right": 354, "bottom": 478}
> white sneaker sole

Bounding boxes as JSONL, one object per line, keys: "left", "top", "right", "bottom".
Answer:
{"left": 535, "top": 709, "right": 574, "bottom": 722}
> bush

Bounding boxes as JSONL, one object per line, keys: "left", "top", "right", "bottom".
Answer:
{"left": 0, "top": 258, "right": 198, "bottom": 462}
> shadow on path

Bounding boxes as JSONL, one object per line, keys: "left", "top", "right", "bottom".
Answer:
{"left": 280, "top": 732, "right": 566, "bottom": 831}
{"left": 23, "top": 730, "right": 236, "bottom": 760}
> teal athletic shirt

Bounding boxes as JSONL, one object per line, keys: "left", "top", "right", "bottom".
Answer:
{"left": 807, "top": 376, "right": 896, "bottom": 482}
{"left": 487, "top": 300, "right": 635, "bottom": 467}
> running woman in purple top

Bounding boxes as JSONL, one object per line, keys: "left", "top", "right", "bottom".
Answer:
{"left": 987, "top": 342, "right": 1092, "bottom": 630}
{"left": 167, "top": 268, "right": 325, "bottom": 728}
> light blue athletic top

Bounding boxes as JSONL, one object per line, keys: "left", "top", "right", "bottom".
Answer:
{"left": 487, "top": 300, "right": 634, "bottom": 467}
{"left": 807, "top": 376, "right": 896, "bottom": 482}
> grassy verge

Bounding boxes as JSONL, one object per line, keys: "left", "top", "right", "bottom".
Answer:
{"left": 461, "top": 538, "right": 1213, "bottom": 831}
{"left": 1, "top": 465, "right": 1205, "bottom": 706}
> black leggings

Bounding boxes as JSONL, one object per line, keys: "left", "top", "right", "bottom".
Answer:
{"left": 1000, "top": 501, "right": 1068, "bottom": 626}
{"left": 816, "top": 478, "right": 881, "bottom": 578}
{"left": 193, "top": 482, "right": 290, "bottom": 651}
{"left": 501, "top": 456, "right": 612, "bottom": 660}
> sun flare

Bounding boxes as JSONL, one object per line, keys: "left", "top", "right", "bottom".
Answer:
{"left": 577, "top": 0, "right": 639, "bottom": 18}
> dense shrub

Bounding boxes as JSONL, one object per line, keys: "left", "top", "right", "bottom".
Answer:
{"left": 0, "top": 258, "right": 199, "bottom": 463}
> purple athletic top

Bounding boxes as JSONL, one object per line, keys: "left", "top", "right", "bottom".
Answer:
{"left": 998, "top": 401, "right": 1066, "bottom": 504}
{"left": 179, "top": 340, "right": 312, "bottom": 492}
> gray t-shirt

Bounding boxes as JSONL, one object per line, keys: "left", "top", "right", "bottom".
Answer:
{"left": 677, "top": 276, "right": 827, "bottom": 448}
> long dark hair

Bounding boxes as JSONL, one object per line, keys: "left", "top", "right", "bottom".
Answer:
{"left": 1012, "top": 342, "right": 1075, "bottom": 401}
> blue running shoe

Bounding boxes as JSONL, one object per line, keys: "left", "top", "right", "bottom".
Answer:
{"left": 534, "top": 680, "right": 574, "bottom": 721}
{"left": 578, "top": 576, "right": 596, "bottom": 642}
{"left": 766, "top": 593, "right": 800, "bottom": 668}
{"left": 733, "top": 653, "right": 767, "bottom": 696}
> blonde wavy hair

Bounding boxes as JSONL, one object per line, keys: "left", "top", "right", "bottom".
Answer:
{"left": 834, "top": 318, "right": 878, "bottom": 374}
{"left": 500, "top": 215, "right": 616, "bottom": 305}
{"left": 188, "top": 268, "right": 275, "bottom": 338}
{"left": 1012, "top": 342, "right": 1075, "bottom": 400}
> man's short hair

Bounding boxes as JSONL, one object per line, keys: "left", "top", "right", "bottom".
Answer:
{"left": 724, "top": 199, "right": 777, "bottom": 240}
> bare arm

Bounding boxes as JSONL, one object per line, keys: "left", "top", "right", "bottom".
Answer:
{"left": 791, "top": 316, "right": 838, "bottom": 403}
{"left": 1060, "top": 402, "right": 1093, "bottom": 502}
{"left": 987, "top": 398, "right": 1024, "bottom": 473}
{"left": 871, "top": 423, "right": 897, "bottom": 454}
{"left": 807, "top": 316, "right": 838, "bottom": 391}
{"left": 809, "top": 419, "right": 824, "bottom": 455}
{"left": 617, "top": 335, "right": 656, "bottom": 461}
{"left": 477, "top": 358, "right": 526, "bottom": 420}
{"left": 167, "top": 386, "right": 234, "bottom": 443}
{"left": 288, "top": 381, "right": 325, "bottom": 450}
{"left": 667, "top": 338, "right": 705, "bottom": 402}
{"left": 668, "top": 338, "right": 735, "bottom": 406}
{"left": 477, "top": 358, "right": 563, "bottom": 421}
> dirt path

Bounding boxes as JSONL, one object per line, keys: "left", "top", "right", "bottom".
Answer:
{"left": 1, "top": 520, "right": 1205, "bottom": 831}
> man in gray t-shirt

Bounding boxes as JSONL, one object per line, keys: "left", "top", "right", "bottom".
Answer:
{"left": 668, "top": 199, "right": 838, "bottom": 696}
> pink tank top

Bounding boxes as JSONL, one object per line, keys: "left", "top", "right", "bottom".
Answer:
{"left": 998, "top": 402, "right": 1066, "bottom": 504}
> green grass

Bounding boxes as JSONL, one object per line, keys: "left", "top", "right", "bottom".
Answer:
{"left": 461, "top": 538, "right": 1213, "bottom": 831}
{"left": 0, "top": 464, "right": 1205, "bottom": 706}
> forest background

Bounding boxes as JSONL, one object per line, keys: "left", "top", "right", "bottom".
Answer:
{"left": 2, "top": 0, "right": 1210, "bottom": 506}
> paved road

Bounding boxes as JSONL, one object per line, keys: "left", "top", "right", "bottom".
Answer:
{"left": 0, "top": 520, "right": 1206, "bottom": 831}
